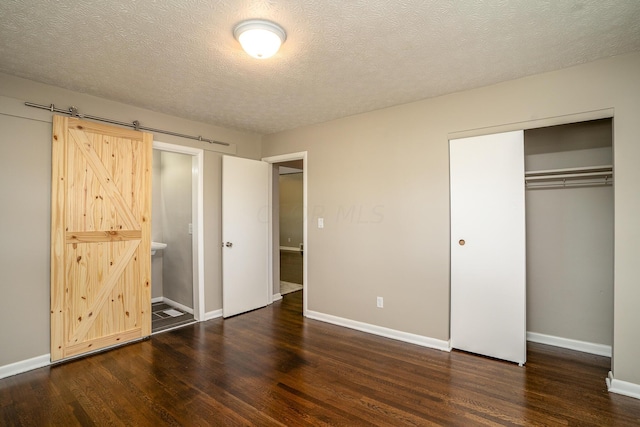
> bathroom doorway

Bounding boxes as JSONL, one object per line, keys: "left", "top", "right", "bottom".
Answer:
{"left": 263, "top": 151, "right": 308, "bottom": 316}
{"left": 151, "top": 141, "right": 205, "bottom": 333}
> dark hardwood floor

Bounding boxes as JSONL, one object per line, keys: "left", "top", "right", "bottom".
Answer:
{"left": 2, "top": 291, "right": 640, "bottom": 426}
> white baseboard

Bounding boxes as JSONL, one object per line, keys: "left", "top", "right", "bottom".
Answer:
{"left": 527, "top": 332, "right": 612, "bottom": 357}
{"left": 279, "top": 246, "right": 301, "bottom": 252}
{"left": 151, "top": 296, "right": 163, "bottom": 303}
{"left": 204, "top": 309, "right": 222, "bottom": 321}
{"left": 0, "top": 354, "right": 50, "bottom": 380}
{"left": 607, "top": 371, "right": 640, "bottom": 400}
{"left": 157, "top": 297, "right": 194, "bottom": 315}
{"left": 272, "top": 293, "right": 283, "bottom": 302}
{"left": 306, "top": 310, "right": 450, "bottom": 352}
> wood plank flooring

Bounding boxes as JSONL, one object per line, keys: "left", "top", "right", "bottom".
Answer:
{"left": 2, "top": 291, "right": 640, "bottom": 426}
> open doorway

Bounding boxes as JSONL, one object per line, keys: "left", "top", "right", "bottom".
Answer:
{"left": 151, "top": 141, "right": 205, "bottom": 333}
{"left": 278, "top": 161, "right": 304, "bottom": 299}
{"left": 263, "top": 152, "right": 308, "bottom": 316}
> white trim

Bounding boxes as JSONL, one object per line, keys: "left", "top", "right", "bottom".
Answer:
{"left": 266, "top": 162, "right": 274, "bottom": 306}
{"left": 161, "top": 297, "right": 194, "bottom": 315}
{"left": 307, "top": 310, "right": 451, "bottom": 352}
{"left": 272, "top": 293, "right": 283, "bottom": 302}
{"left": 152, "top": 141, "right": 205, "bottom": 321}
{"left": 0, "top": 354, "right": 50, "bottom": 380}
{"left": 262, "top": 151, "right": 308, "bottom": 317}
{"left": 279, "top": 246, "right": 301, "bottom": 252}
{"left": 527, "top": 332, "right": 612, "bottom": 357}
{"left": 607, "top": 371, "right": 640, "bottom": 400}
{"left": 151, "top": 296, "right": 164, "bottom": 304}
{"left": 204, "top": 309, "right": 223, "bottom": 321}
{"left": 193, "top": 146, "right": 205, "bottom": 321}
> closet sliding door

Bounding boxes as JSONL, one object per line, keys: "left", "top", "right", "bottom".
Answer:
{"left": 449, "top": 130, "right": 526, "bottom": 365}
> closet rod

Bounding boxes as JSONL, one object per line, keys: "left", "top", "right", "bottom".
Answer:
{"left": 24, "top": 102, "right": 230, "bottom": 146}
{"left": 526, "top": 179, "right": 612, "bottom": 189}
{"left": 525, "top": 171, "right": 613, "bottom": 182}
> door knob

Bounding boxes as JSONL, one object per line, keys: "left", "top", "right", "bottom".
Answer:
{"left": 459, "top": 239, "right": 465, "bottom": 246}
{"left": 225, "top": 242, "right": 233, "bottom": 248}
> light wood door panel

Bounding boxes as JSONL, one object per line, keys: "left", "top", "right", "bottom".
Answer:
{"left": 51, "top": 116, "right": 152, "bottom": 361}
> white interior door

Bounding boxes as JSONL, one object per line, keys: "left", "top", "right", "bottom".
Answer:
{"left": 222, "top": 156, "right": 270, "bottom": 318}
{"left": 450, "top": 130, "right": 526, "bottom": 365}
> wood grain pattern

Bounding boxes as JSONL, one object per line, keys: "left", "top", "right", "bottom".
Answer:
{"left": 139, "top": 131, "right": 152, "bottom": 337}
{"left": 50, "top": 116, "right": 152, "bottom": 361}
{"left": 10, "top": 291, "right": 640, "bottom": 425}
{"left": 68, "top": 127, "right": 140, "bottom": 231}
{"left": 66, "top": 230, "right": 142, "bottom": 243}
{"left": 67, "top": 240, "right": 139, "bottom": 344}
{"left": 50, "top": 116, "right": 67, "bottom": 361}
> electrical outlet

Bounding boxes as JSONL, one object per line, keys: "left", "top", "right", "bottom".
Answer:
{"left": 288, "top": 237, "right": 291, "bottom": 242}
{"left": 377, "top": 297, "right": 383, "bottom": 308}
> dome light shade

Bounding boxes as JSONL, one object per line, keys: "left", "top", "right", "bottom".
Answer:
{"left": 233, "top": 20, "right": 286, "bottom": 59}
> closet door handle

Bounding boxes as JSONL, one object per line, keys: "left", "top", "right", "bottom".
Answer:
{"left": 225, "top": 242, "right": 233, "bottom": 248}
{"left": 459, "top": 239, "right": 465, "bottom": 246}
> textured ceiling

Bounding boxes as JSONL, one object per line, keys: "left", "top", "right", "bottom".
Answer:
{"left": 1, "top": 1, "right": 639, "bottom": 135}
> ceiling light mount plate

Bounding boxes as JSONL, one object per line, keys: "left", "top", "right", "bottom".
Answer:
{"left": 234, "top": 19, "right": 286, "bottom": 59}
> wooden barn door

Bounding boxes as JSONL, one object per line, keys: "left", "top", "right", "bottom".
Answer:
{"left": 50, "top": 115, "right": 152, "bottom": 361}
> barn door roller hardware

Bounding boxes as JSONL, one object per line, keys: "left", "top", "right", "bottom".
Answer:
{"left": 25, "top": 102, "right": 230, "bottom": 147}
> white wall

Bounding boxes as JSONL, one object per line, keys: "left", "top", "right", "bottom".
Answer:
{"left": 262, "top": 53, "right": 640, "bottom": 386}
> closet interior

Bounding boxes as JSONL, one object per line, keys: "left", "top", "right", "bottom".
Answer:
{"left": 524, "top": 118, "right": 613, "bottom": 355}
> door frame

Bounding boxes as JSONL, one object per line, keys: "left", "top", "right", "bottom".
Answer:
{"left": 262, "top": 151, "right": 308, "bottom": 316}
{"left": 153, "top": 141, "right": 205, "bottom": 321}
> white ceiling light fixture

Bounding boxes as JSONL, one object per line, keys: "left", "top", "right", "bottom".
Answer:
{"left": 233, "top": 19, "right": 286, "bottom": 59}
